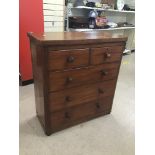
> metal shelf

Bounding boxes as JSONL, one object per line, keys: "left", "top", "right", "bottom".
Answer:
{"left": 70, "top": 6, "right": 135, "bottom": 13}
{"left": 69, "top": 27, "right": 135, "bottom": 32}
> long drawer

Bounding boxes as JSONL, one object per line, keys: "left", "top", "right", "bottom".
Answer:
{"left": 48, "top": 48, "right": 89, "bottom": 71}
{"left": 50, "top": 97, "right": 113, "bottom": 131}
{"left": 49, "top": 80, "right": 116, "bottom": 112}
{"left": 48, "top": 62, "right": 120, "bottom": 92}
{"left": 91, "top": 46, "right": 123, "bottom": 65}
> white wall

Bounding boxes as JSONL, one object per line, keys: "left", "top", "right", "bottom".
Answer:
{"left": 43, "top": 0, "right": 65, "bottom": 32}
{"left": 124, "top": 0, "right": 135, "bottom": 9}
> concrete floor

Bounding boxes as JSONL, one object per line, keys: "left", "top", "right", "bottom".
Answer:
{"left": 19, "top": 53, "right": 135, "bottom": 155}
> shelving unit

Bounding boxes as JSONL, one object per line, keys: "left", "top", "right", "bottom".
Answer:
{"left": 65, "top": 4, "right": 135, "bottom": 53}
{"left": 66, "top": 6, "right": 135, "bottom": 30}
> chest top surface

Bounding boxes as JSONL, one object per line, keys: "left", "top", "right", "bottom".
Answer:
{"left": 27, "top": 31, "right": 127, "bottom": 46}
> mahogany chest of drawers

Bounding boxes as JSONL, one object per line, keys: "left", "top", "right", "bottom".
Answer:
{"left": 28, "top": 32, "right": 127, "bottom": 135}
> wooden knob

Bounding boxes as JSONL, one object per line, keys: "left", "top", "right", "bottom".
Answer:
{"left": 98, "top": 88, "right": 104, "bottom": 94}
{"left": 65, "top": 96, "right": 72, "bottom": 102}
{"left": 106, "top": 48, "right": 109, "bottom": 51}
{"left": 104, "top": 53, "right": 111, "bottom": 58}
{"left": 101, "top": 70, "right": 108, "bottom": 76}
{"left": 67, "top": 56, "right": 74, "bottom": 63}
{"left": 65, "top": 112, "right": 70, "bottom": 119}
{"left": 66, "top": 77, "right": 73, "bottom": 83}
{"left": 96, "top": 103, "right": 100, "bottom": 109}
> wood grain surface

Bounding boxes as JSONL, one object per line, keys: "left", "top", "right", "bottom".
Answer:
{"left": 28, "top": 32, "right": 127, "bottom": 135}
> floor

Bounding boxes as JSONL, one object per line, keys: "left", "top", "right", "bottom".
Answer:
{"left": 19, "top": 53, "right": 135, "bottom": 155}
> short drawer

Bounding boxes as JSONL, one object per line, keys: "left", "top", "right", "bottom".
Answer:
{"left": 91, "top": 46, "right": 123, "bottom": 65}
{"left": 48, "top": 49, "right": 89, "bottom": 71}
{"left": 49, "top": 80, "right": 116, "bottom": 112}
{"left": 50, "top": 97, "right": 113, "bottom": 131}
{"left": 48, "top": 62, "right": 119, "bottom": 92}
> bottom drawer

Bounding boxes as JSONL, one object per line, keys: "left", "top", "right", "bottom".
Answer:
{"left": 50, "top": 96, "right": 113, "bottom": 132}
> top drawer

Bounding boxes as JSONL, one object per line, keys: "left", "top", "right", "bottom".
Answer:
{"left": 48, "top": 49, "right": 89, "bottom": 71}
{"left": 91, "top": 46, "right": 124, "bottom": 65}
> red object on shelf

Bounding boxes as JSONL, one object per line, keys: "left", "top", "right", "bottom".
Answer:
{"left": 19, "top": 0, "right": 44, "bottom": 82}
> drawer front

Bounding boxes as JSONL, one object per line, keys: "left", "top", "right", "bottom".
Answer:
{"left": 48, "top": 62, "right": 119, "bottom": 92}
{"left": 91, "top": 46, "right": 123, "bottom": 65}
{"left": 48, "top": 49, "right": 89, "bottom": 71}
{"left": 49, "top": 80, "right": 116, "bottom": 112}
{"left": 50, "top": 97, "right": 113, "bottom": 130}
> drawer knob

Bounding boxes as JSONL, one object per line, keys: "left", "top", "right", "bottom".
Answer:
{"left": 98, "top": 88, "right": 104, "bottom": 94}
{"left": 67, "top": 56, "right": 75, "bottom": 63}
{"left": 65, "top": 96, "right": 72, "bottom": 102}
{"left": 96, "top": 103, "right": 100, "bottom": 109}
{"left": 101, "top": 70, "right": 108, "bottom": 76}
{"left": 66, "top": 77, "right": 73, "bottom": 83}
{"left": 65, "top": 112, "right": 70, "bottom": 119}
{"left": 106, "top": 48, "right": 109, "bottom": 51}
{"left": 105, "top": 53, "right": 111, "bottom": 58}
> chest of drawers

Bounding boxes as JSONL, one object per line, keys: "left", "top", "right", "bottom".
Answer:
{"left": 28, "top": 32, "right": 127, "bottom": 135}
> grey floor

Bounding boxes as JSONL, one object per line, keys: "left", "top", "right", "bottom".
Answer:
{"left": 19, "top": 53, "right": 135, "bottom": 155}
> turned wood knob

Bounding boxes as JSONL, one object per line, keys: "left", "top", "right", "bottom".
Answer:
{"left": 96, "top": 102, "right": 100, "bottom": 109}
{"left": 104, "top": 52, "right": 111, "bottom": 58}
{"left": 101, "top": 70, "right": 108, "bottom": 76}
{"left": 65, "top": 96, "right": 72, "bottom": 102}
{"left": 106, "top": 48, "right": 109, "bottom": 51}
{"left": 65, "top": 112, "right": 70, "bottom": 119}
{"left": 67, "top": 56, "right": 75, "bottom": 63}
{"left": 98, "top": 88, "right": 104, "bottom": 94}
{"left": 66, "top": 77, "right": 73, "bottom": 83}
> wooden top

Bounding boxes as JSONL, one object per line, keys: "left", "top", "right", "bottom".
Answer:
{"left": 27, "top": 31, "right": 127, "bottom": 45}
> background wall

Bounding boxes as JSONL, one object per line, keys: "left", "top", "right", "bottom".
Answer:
{"left": 124, "top": 0, "right": 135, "bottom": 8}
{"left": 43, "top": 0, "right": 65, "bottom": 32}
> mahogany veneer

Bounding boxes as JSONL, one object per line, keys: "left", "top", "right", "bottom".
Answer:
{"left": 28, "top": 31, "right": 127, "bottom": 135}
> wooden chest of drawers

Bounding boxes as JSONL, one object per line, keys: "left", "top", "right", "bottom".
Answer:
{"left": 28, "top": 32, "right": 127, "bottom": 135}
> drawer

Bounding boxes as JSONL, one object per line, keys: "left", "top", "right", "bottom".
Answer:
{"left": 50, "top": 97, "right": 113, "bottom": 131}
{"left": 48, "top": 49, "right": 89, "bottom": 71}
{"left": 91, "top": 46, "right": 123, "bottom": 65}
{"left": 48, "top": 62, "right": 119, "bottom": 92}
{"left": 49, "top": 80, "right": 116, "bottom": 112}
